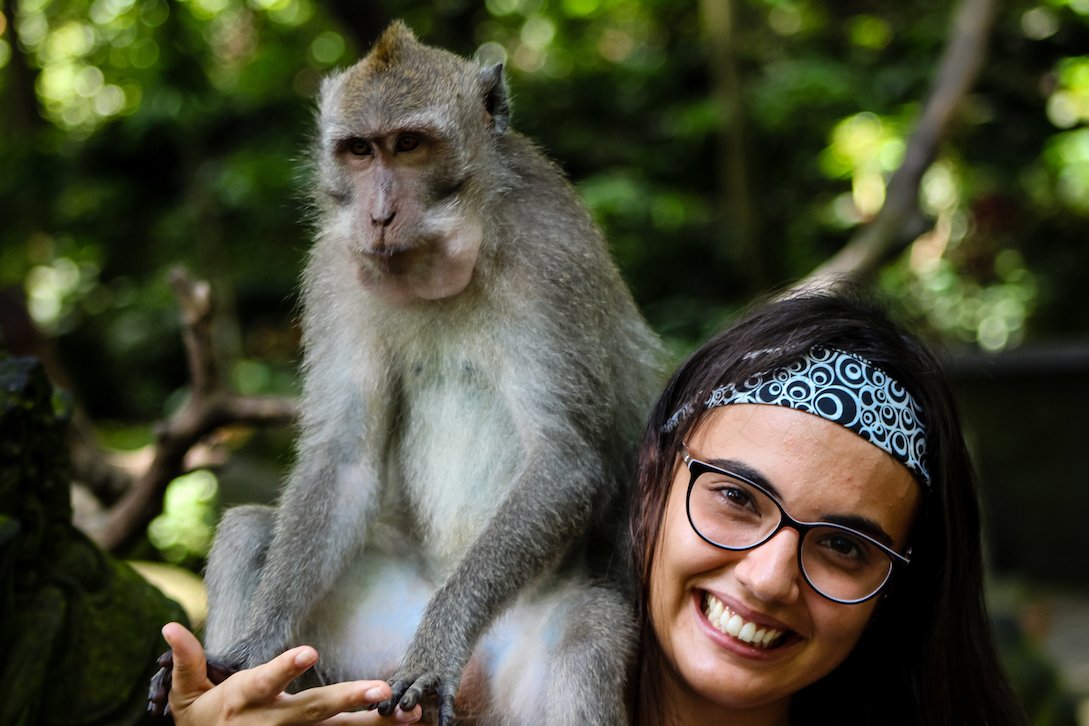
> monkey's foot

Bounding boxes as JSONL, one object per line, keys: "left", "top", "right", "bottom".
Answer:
{"left": 146, "top": 650, "right": 241, "bottom": 717}
{"left": 381, "top": 671, "right": 458, "bottom": 726}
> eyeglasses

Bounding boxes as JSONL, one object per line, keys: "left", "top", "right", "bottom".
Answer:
{"left": 681, "top": 447, "right": 910, "bottom": 604}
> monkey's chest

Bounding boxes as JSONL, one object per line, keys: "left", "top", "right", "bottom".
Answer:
{"left": 391, "top": 363, "right": 520, "bottom": 571}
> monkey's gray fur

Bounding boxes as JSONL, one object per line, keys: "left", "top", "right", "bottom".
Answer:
{"left": 185, "top": 22, "right": 662, "bottom": 725}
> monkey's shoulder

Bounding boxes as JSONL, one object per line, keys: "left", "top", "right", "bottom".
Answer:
{"left": 493, "top": 133, "right": 590, "bottom": 215}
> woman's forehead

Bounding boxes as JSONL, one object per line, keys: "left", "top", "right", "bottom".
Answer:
{"left": 685, "top": 404, "right": 920, "bottom": 539}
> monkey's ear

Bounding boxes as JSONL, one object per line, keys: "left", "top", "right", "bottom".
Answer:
{"left": 480, "top": 63, "right": 511, "bottom": 135}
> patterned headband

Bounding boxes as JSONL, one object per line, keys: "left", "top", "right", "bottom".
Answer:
{"left": 665, "top": 346, "right": 931, "bottom": 487}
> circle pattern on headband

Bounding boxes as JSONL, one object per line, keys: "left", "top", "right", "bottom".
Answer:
{"left": 699, "top": 347, "right": 930, "bottom": 486}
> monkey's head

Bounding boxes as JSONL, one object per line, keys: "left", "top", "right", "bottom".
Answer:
{"left": 313, "top": 21, "right": 511, "bottom": 304}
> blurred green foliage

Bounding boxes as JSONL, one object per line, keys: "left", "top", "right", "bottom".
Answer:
{"left": 147, "top": 468, "right": 219, "bottom": 567}
{"left": 2, "top": 0, "right": 1087, "bottom": 424}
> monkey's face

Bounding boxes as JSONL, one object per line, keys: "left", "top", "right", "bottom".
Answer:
{"left": 312, "top": 27, "right": 502, "bottom": 304}
{"left": 331, "top": 124, "right": 484, "bottom": 303}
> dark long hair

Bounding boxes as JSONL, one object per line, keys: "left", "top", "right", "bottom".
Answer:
{"left": 629, "top": 289, "right": 1026, "bottom": 725}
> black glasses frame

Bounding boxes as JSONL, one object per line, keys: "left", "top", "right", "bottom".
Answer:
{"left": 681, "top": 447, "right": 911, "bottom": 605}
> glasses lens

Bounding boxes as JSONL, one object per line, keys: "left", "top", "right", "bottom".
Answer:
{"left": 800, "top": 526, "right": 893, "bottom": 602}
{"left": 687, "top": 463, "right": 896, "bottom": 603}
{"left": 688, "top": 469, "right": 780, "bottom": 549}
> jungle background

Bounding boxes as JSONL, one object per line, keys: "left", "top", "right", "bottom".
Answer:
{"left": 1, "top": 0, "right": 1087, "bottom": 722}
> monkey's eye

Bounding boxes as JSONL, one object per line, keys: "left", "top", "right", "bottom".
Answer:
{"left": 345, "top": 138, "right": 372, "bottom": 157}
{"left": 395, "top": 134, "right": 421, "bottom": 153}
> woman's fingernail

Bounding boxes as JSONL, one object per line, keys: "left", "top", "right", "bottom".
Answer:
{"left": 364, "top": 686, "right": 386, "bottom": 701}
{"left": 294, "top": 649, "right": 317, "bottom": 668}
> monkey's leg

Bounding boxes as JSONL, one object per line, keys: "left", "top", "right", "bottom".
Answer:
{"left": 147, "top": 504, "right": 275, "bottom": 716}
{"left": 480, "top": 581, "right": 636, "bottom": 726}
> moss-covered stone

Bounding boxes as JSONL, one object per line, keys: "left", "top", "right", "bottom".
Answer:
{"left": 0, "top": 357, "right": 187, "bottom": 726}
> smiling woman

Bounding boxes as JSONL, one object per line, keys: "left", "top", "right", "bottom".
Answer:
{"left": 630, "top": 290, "right": 1027, "bottom": 725}
{"left": 650, "top": 406, "right": 919, "bottom": 722}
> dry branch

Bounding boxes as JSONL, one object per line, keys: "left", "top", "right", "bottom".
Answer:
{"left": 798, "top": 0, "right": 997, "bottom": 290}
{"left": 83, "top": 267, "right": 297, "bottom": 552}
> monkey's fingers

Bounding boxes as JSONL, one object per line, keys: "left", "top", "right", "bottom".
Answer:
{"left": 146, "top": 651, "right": 173, "bottom": 717}
{"left": 205, "top": 655, "right": 241, "bottom": 685}
{"left": 436, "top": 683, "right": 457, "bottom": 726}
{"left": 397, "top": 672, "right": 441, "bottom": 711}
{"left": 376, "top": 680, "right": 408, "bottom": 717}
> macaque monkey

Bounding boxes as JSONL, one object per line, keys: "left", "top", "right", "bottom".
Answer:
{"left": 149, "top": 21, "right": 663, "bottom": 724}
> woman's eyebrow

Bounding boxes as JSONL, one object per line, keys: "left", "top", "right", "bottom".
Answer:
{"left": 705, "top": 457, "right": 783, "bottom": 499}
{"left": 818, "top": 514, "right": 895, "bottom": 547}
{"left": 705, "top": 456, "right": 896, "bottom": 547}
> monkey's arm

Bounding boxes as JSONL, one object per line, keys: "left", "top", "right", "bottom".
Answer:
{"left": 149, "top": 370, "right": 386, "bottom": 717}
{"left": 223, "top": 371, "right": 388, "bottom": 669}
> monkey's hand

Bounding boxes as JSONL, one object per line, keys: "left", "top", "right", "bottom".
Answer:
{"left": 380, "top": 658, "right": 460, "bottom": 726}
{"left": 146, "top": 650, "right": 241, "bottom": 717}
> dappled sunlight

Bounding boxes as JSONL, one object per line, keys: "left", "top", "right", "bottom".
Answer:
{"left": 887, "top": 238, "right": 1039, "bottom": 352}
{"left": 821, "top": 112, "right": 905, "bottom": 220}
{"left": 16, "top": 0, "right": 167, "bottom": 135}
{"left": 1043, "top": 57, "right": 1089, "bottom": 213}
{"left": 25, "top": 255, "right": 101, "bottom": 333}
{"left": 1047, "top": 56, "right": 1089, "bottom": 128}
{"left": 1046, "top": 129, "right": 1089, "bottom": 212}
{"left": 485, "top": 0, "right": 661, "bottom": 76}
{"left": 15, "top": 0, "right": 324, "bottom": 135}
{"left": 148, "top": 469, "right": 219, "bottom": 565}
{"left": 817, "top": 111, "right": 1044, "bottom": 353}
{"left": 846, "top": 14, "right": 892, "bottom": 50}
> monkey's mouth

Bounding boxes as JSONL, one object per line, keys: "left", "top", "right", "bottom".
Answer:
{"left": 354, "top": 244, "right": 420, "bottom": 275}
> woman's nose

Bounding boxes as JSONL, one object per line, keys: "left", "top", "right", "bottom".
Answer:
{"left": 733, "top": 528, "right": 802, "bottom": 605}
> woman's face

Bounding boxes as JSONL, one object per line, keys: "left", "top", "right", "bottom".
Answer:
{"left": 649, "top": 403, "right": 920, "bottom": 720}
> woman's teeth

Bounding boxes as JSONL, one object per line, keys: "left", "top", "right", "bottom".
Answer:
{"left": 702, "top": 592, "right": 785, "bottom": 649}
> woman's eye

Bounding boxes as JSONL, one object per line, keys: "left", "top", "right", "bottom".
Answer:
{"left": 820, "top": 534, "right": 867, "bottom": 561}
{"left": 718, "top": 485, "right": 756, "bottom": 510}
{"left": 396, "top": 134, "right": 421, "bottom": 152}
{"left": 346, "top": 139, "right": 372, "bottom": 156}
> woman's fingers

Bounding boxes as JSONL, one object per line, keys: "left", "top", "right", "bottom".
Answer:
{"left": 162, "top": 622, "right": 213, "bottom": 703}
{"left": 233, "top": 655, "right": 414, "bottom": 723}
{"left": 161, "top": 621, "right": 216, "bottom": 721}
{"left": 322, "top": 702, "right": 423, "bottom": 725}
{"left": 235, "top": 644, "right": 321, "bottom": 702}
{"left": 278, "top": 680, "right": 421, "bottom": 724}
{"left": 161, "top": 622, "right": 419, "bottom": 725}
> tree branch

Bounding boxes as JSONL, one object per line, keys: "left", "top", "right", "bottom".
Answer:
{"left": 798, "top": 0, "right": 997, "bottom": 290}
{"left": 3, "top": 0, "right": 47, "bottom": 133}
{"left": 82, "top": 267, "right": 297, "bottom": 552}
{"left": 701, "top": 0, "right": 767, "bottom": 291}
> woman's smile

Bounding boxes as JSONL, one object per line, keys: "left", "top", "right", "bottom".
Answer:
{"left": 698, "top": 591, "right": 792, "bottom": 651}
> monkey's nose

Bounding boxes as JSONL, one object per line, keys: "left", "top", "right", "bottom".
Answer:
{"left": 371, "top": 210, "right": 396, "bottom": 227}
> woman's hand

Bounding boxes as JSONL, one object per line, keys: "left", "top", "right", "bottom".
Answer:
{"left": 162, "top": 622, "right": 422, "bottom": 725}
